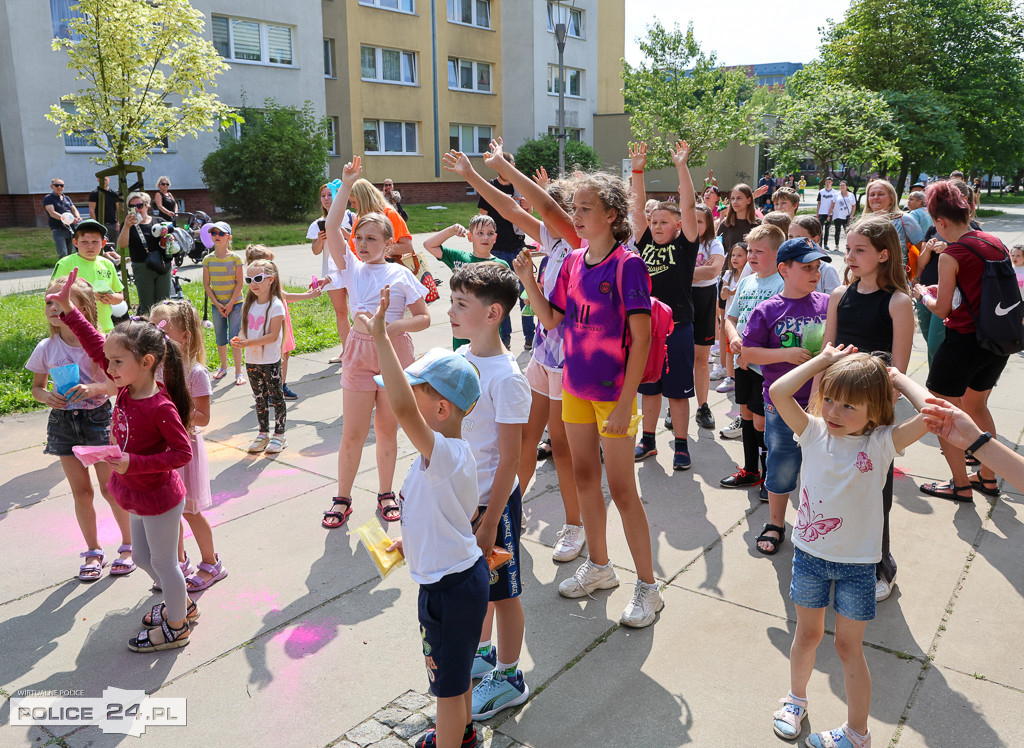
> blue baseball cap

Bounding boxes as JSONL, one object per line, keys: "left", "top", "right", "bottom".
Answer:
{"left": 373, "top": 347, "right": 481, "bottom": 413}
{"left": 776, "top": 238, "right": 832, "bottom": 265}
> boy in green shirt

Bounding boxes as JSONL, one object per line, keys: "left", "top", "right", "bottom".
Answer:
{"left": 51, "top": 219, "right": 124, "bottom": 332}
{"left": 424, "top": 216, "right": 511, "bottom": 350}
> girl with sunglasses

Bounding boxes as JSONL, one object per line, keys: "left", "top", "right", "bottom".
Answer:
{"left": 117, "top": 191, "right": 169, "bottom": 315}
{"left": 201, "top": 222, "right": 245, "bottom": 386}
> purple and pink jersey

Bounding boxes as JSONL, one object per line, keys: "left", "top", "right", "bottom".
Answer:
{"left": 549, "top": 246, "right": 652, "bottom": 402}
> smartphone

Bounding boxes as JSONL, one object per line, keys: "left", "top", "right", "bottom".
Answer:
{"left": 317, "top": 219, "right": 326, "bottom": 232}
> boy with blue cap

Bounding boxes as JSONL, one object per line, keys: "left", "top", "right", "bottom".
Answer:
{"left": 365, "top": 286, "right": 488, "bottom": 748}
{"left": 741, "top": 238, "right": 832, "bottom": 556}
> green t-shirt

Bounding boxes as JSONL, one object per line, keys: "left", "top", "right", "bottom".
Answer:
{"left": 438, "top": 246, "right": 511, "bottom": 349}
{"left": 51, "top": 254, "right": 124, "bottom": 333}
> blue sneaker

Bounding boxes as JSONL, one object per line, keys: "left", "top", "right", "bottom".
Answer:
{"left": 471, "top": 670, "right": 530, "bottom": 719}
{"left": 471, "top": 645, "right": 496, "bottom": 679}
{"left": 673, "top": 440, "right": 691, "bottom": 471}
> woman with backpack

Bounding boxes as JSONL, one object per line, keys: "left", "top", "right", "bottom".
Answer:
{"left": 912, "top": 181, "right": 1014, "bottom": 502}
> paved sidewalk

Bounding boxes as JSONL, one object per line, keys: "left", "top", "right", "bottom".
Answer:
{"left": 2, "top": 217, "right": 1023, "bottom": 747}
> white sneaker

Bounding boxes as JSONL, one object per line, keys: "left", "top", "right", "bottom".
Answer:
{"left": 710, "top": 364, "right": 728, "bottom": 381}
{"left": 620, "top": 580, "right": 665, "bottom": 628}
{"left": 558, "top": 559, "right": 619, "bottom": 598}
{"left": 716, "top": 376, "right": 735, "bottom": 393}
{"left": 875, "top": 577, "right": 895, "bottom": 602}
{"left": 552, "top": 524, "right": 586, "bottom": 563}
{"left": 720, "top": 416, "right": 743, "bottom": 439}
{"left": 710, "top": 342, "right": 720, "bottom": 357}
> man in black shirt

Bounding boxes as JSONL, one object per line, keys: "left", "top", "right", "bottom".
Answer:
{"left": 42, "top": 177, "right": 80, "bottom": 259}
{"left": 88, "top": 176, "right": 121, "bottom": 242}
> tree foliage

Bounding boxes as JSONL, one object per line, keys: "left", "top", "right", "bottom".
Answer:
{"left": 622, "top": 21, "right": 767, "bottom": 169}
{"left": 201, "top": 100, "right": 331, "bottom": 222}
{"left": 512, "top": 134, "right": 600, "bottom": 179}
{"left": 765, "top": 64, "right": 899, "bottom": 186}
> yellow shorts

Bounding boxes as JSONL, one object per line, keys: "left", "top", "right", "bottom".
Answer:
{"left": 561, "top": 389, "right": 639, "bottom": 438}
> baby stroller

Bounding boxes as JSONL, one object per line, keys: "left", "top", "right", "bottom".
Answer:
{"left": 172, "top": 211, "right": 212, "bottom": 266}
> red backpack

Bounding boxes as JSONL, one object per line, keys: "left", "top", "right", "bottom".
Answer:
{"left": 614, "top": 249, "right": 675, "bottom": 383}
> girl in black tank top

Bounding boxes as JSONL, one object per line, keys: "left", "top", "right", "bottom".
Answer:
{"left": 823, "top": 216, "right": 915, "bottom": 596}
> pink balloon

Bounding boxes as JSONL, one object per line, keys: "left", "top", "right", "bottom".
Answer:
{"left": 200, "top": 222, "right": 215, "bottom": 249}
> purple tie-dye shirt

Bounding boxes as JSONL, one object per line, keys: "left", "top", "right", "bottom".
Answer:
{"left": 550, "top": 246, "right": 652, "bottom": 402}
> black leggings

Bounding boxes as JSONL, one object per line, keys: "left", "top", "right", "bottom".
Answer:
{"left": 828, "top": 217, "right": 849, "bottom": 248}
{"left": 877, "top": 463, "right": 896, "bottom": 583}
{"left": 247, "top": 361, "right": 286, "bottom": 434}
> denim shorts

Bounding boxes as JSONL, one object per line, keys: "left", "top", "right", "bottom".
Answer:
{"left": 211, "top": 303, "right": 242, "bottom": 347}
{"left": 790, "top": 547, "right": 877, "bottom": 621}
{"left": 44, "top": 401, "right": 113, "bottom": 456}
{"left": 764, "top": 404, "right": 802, "bottom": 494}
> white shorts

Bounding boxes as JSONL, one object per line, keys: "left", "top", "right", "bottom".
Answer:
{"left": 525, "top": 357, "right": 563, "bottom": 401}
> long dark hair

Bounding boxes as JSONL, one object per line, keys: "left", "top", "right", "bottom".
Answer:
{"left": 109, "top": 318, "right": 193, "bottom": 431}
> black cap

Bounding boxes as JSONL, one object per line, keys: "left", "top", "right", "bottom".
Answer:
{"left": 73, "top": 219, "right": 107, "bottom": 236}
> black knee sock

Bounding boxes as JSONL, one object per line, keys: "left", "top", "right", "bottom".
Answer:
{"left": 641, "top": 430, "right": 656, "bottom": 446}
{"left": 757, "top": 427, "right": 767, "bottom": 476}
{"left": 741, "top": 419, "right": 759, "bottom": 473}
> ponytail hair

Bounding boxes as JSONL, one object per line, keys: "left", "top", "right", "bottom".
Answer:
{"left": 926, "top": 179, "right": 972, "bottom": 224}
{"left": 160, "top": 337, "right": 194, "bottom": 432}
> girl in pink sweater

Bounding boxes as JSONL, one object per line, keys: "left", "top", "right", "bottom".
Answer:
{"left": 50, "top": 268, "right": 197, "bottom": 652}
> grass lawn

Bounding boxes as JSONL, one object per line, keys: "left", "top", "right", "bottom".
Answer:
{"left": 977, "top": 193, "right": 1024, "bottom": 205}
{"left": 403, "top": 201, "right": 479, "bottom": 234}
{"left": 0, "top": 280, "right": 339, "bottom": 418}
{"left": 976, "top": 208, "right": 1006, "bottom": 218}
{"left": 0, "top": 228, "right": 64, "bottom": 273}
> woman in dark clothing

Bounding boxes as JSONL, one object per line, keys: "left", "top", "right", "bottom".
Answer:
{"left": 117, "top": 192, "right": 169, "bottom": 315}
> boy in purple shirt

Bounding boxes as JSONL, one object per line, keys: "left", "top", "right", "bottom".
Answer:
{"left": 742, "top": 238, "right": 832, "bottom": 555}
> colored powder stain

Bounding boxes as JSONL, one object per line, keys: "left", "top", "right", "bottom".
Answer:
{"left": 281, "top": 621, "right": 338, "bottom": 658}
{"left": 893, "top": 467, "right": 907, "bottom": 479}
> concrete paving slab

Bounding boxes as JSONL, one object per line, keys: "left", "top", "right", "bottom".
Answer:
{"left": 898, "top": 665, "right": 1023, "bottom": 748}
{"left": 498, "top": 584, "right": 922, "bottom": 748}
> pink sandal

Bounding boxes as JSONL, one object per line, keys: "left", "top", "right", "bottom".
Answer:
{"left": 185, "top": 555, "right": 228, "bottom": 591}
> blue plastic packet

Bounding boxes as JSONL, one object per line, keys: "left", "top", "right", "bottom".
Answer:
{"left": 326, "top": 178, "right": 343, "bottom": 199}
{"left": 50, "top": 363, "right": 80, "bottom": 396}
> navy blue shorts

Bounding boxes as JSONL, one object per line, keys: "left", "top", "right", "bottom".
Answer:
{"left": 44, "top": 402, "right": 112, "bottom": 456}
{"left": 638, "top": 322, "right": 695, "bottom": 400}
{"left": 418, "top": 556, "right": 489, "bottom": 698}
{"left": 474, "top": 485, "right": 524, "bottom": 602}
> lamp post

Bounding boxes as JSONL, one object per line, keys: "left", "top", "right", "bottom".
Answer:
{"left": 555, "top": 20, "right": 567, "bottom": 176}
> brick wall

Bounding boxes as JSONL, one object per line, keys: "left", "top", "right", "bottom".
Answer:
{"left": 389, "top": 182, "right": 479, "bottom": 204}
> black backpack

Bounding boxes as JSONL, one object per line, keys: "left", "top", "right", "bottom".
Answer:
{"left": 955, "top": 236, "right": 1024, "bottom": 355}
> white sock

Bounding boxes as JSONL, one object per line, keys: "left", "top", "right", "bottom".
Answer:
{"left": 589, "top": 559, "right": 610, "bottom": 569}
{"left": 496, "top": 659, "right": 518, "bottom": 676}
{"left": 476, "top": 640, "right": 491, "bottom": 655}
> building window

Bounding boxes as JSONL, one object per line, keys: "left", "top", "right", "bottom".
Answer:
{"left": 547, "top": 65, "right": 582, "bottom": 97}
{"left": 447, "top": 0, "right": 490, "bottom": 28}
{"left": 50, "top": 0, "right": 85, "bottom": 40}
{"left": 359, "top": 0, "right": 415, "bottom": 12}
{"left": 449, "top": 124, "right": 492, "bottom": 155}
{"left": 324, "top": 39, "right": 336, "bottom": 78}
{"left": 327, "top": 117, "right": 340, "bottom": 155}
{"left": 212, "top": 16, "right": 294, "bottom": 66}
{"left": 361, "top": 46, "right": 417, "bottom": 85}
{"left": 548, "top": 126, "right": 583, "bottom": 143}
{"left": 546, "top": 3, "right": 583, "bottom": 38}
{"left": 364, "top": 120, "right": 418, "bottom": 154}
{"left": 447, "top": 58, "right": 491, "bottom": 93}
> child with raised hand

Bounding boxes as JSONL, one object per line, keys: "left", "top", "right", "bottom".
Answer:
{"left": 363, "top": 287, "right": 489, "bottom": 748}
{"left": 48, "top": 268, "right": 196, "bottom": 652}
{"left": 443, "top": 144, "right": 585, "bottom": 562}
{"left": 149, "top": 300, "right": 227, "bottom": 592}
{"left": 823, "top": 215, "right": 915, "bottom": 601}
{"left": 423, "top": 217, "right": 509, "bottom": 350}
{"left": 516, "top": 171, "right": 665, "bottom": 628}
{"left": 27, "top": 277, "right": 130, "bottom": 581}
{"left": 231, "top": 259, "right": 288, "bottom": 454}
{"left": 202, "top": 222, "right": 244, "bottom": 386}
{"left": 741, "top": 238, "right": 832, "bottom": 555}
{"left": 629, "top": 140, "right": 705, "bottom": 466}
{"left": 767, "top": 344, "right": 929, "bottom": 748}
{"left": 323, "top": 157, "right": 431, "bottom": 529}
{"left": 308, "top": 183, "right": 352, "bottom": 363}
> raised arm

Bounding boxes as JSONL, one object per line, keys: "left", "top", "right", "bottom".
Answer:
{"left": 769, "top": 343, "right": 857, "bottom": 436}
{"left": 629, "top": 142, "right": 649, "bottom": 239}
{"left": 423, "top": 223, "right": 466, "bottom": 259}
{"left": 325, "top": 159, "right": 361, "bottom": 273}
{"left": 888, "top": 369, "right": 929, "bottom": 451}
{"left": 442, "top": 150, "right": 543, "bottom": 244}
{"left": 670, "top": 140, "right": 699, "bottom": 243}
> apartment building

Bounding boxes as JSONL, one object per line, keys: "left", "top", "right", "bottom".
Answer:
{"left": 0, "top": 0, "right": 623, "bottom": 225}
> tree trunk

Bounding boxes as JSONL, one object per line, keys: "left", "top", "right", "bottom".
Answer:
{"left": 895, "top": 154, "right": 911, "bottom": 203}
{"left": 115, "top": 163, "right": 130, "bottom": 306}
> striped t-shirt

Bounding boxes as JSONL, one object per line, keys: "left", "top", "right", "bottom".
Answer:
{"left": 202, "top": 251, "right": 242, "bottom": 303}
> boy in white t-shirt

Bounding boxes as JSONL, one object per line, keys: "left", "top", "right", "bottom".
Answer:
{"left": 816, "top": 178, "right": 838, "bottom": 249}
{"left": 367, "top": 293, "right": 488, "bottom": 748}
{"left": 447, "top": 263, "right": 534, "bottom": 721}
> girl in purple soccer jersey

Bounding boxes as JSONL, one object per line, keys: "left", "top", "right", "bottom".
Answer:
{"left": 515, "top": 170, "right": 663, "bottom": 629}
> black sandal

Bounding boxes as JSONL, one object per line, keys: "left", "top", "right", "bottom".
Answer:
{"left": 968, "top": 474, "right": 1001, "bottom": 497}
{"left": 920, "top": 481, "right": 973, "bottom": 503}
{"left": 377, "top": 492, "right": 401, "bottom": 523}
{"left": 755, "top": 523, "right": 786, "bottom": 556}
{"left": 322, "top": 496, "right": 353, "bottom": 528}
{"left": 965, "top": 454, "right": 981, "bottom": 467}
{"left": 129, "top": 620, "right": 190, "bottom": 652}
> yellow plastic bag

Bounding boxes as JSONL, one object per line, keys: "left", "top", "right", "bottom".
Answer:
{"left": 350, "top": 518, "right": 405, "bottom": 579}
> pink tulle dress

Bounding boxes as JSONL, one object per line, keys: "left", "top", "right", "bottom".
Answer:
{"left": 179, "top": 363, "right": 213, "bottom": 513}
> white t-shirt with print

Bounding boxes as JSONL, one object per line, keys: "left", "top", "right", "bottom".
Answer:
{"left": 832, "top": 193, "right": 856, "bottom": 221}
{"left": 339, "top": 260, "right": 426, "bottom": 321}
{"left": 398, "top": 431, "right": 482, "bottom": 585}
{"left": 694, "top": 237, "right": 726, "bottom": 288}
{"left": 459, "top": 349, "right": 532, "bottom": 507}
{"left": 25, "top": 336, "right": 109, "bottom": 410}
{"left": 817, "top": 188, "right": 839, "bottom": 216}
{"left": 243, "top": 297, "right": 286, "bottom": 364}
{"left": 794, "top": 416, "right": 901, "bottom": 564}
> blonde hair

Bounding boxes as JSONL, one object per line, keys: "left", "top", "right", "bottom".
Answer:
{"left": 157, "top": 176, "right": 171, "bottom": 187}
{"left": 149, "top": 299, "right": 206, "bottom": 366}
{"left": 126, "top": 191, "right": 151, "bottom": 208}
{"left": 245, "top": 244, "right": 275, "bottom": 264}
{"left": 762, "top": 210, "right": 792, "bottom": 234}
{"left": 353, "top": 212, "right": 394, "bottom": 242}
{"left": 45, "top": 277, "right": 97, "bottom": 337}
{"left": 845, "top": 215, "right": 911, "bottom": 294}
{"left": 745, "top": 223, "right": 786, "bottom": 251}
{"left": 350, "top": 179, "right": 389, "bottom": 216}
{"left": 809, "top": 353, "right": 895, "bottom": 431}
{"left": 865, "top": 179, "right": 898, "bottom": 216}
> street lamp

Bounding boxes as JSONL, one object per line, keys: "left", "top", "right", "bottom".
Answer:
{"left": 554, "top": 20, "right": 567, "bottom": 176}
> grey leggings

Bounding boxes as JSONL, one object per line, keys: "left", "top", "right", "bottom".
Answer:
{"left": 131, "top": 500, "right": 188, "bottom": 621}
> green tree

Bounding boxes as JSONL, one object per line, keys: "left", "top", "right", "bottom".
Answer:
{"left": 46, "top": 0, "right": 239, "bottom": 293}
{"left": 512, "top": 134, "right": 600, "bottom": 179}
{"left": 201, "top": 100, "right": 331, "bottom": 221}
{"left": 765, "top": 65, "right": 899, "bottom": 191}
{"left": 622, "top": 21, "right": 767, "bottom": 169}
